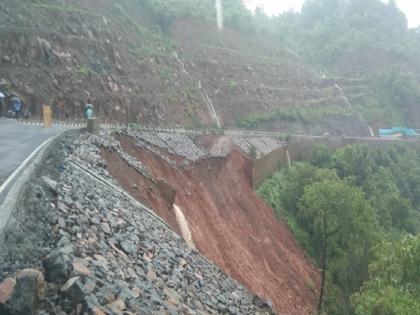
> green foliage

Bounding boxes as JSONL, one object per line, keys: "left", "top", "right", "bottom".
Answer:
{"left": 353, "top": 236, "right": 420, "bottom": 315}
{"left": 301, "top": 179, "right": 379, "bottom": 310}
{"left": 332, "top": 144, "right": 420, "bottom": 233}
{"left": 258, "top": 143, "right": 420, "bottom": 314}
{"left": 159, "top": 66, "right": 172, "bottom": 80}
{"left": 271, "top": 0, "right": 415, "bottom": 66}
{"left": 77, "top": 65, "right": 91, "bottom": 77}
{"left": 137, "top": 0, "right": 257, "bottom": 33}
{"left": 310, "top": 145, "right": 332, "bottom": 168}
{"left": 237, "top": 106, "right": 353, "bottom": 129}
{"left": 228, "top": 79, "right": 237, "bottom": 87}
{"left": 370, "top": 68, "right": 420, "bottom": 120}
{"left": 138, "top": 0, "right": 210, "bottom": 32}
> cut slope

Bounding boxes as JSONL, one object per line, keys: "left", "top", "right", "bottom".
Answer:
{"left": 171, "top": 19, "right": 368, "bottom": 135}
{"left": 0, "top": 1, "right": 367, "bottom": 134}
{"left": 103, "top": 135, "right": 320, "bottom": 314}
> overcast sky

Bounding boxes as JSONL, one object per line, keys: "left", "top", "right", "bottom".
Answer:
{"left": 244, "top": 0, "right": 420, "bottom": 28}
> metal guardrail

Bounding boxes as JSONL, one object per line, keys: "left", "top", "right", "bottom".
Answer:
{"left": 17, "top": 120, "right": 86, "bottom": 128}
{"left": 101, "top": 123, "right": 226, "bottom": 136}
{"left": 15, "top": 119, "right": 290, "bottom": 139}
{"left": 15, "top": 119, "right": 290, "bottom": 138}
{"left": 16, "top": 119, "right": 420, "bottom": 143}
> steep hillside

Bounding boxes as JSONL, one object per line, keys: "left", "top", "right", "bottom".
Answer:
{"left": 0, "top": 131, "right": 278, "bottom": 314}
{"left": 0, "top": 0, "right": 206, "bottom": 124}
{"left": 102, "top": 132, "right": 321, "bottom": 314}
{"left": 171, "top": 20, "right": 369, "bottom": 135}
{"left": 0, "top": 0, "right": 369, "bottom": 135}
{"left": 330, "top": 49, "right": 420, "bottom": 129}
{"left": 269, "top": 0, "right": 420, "bottom": 129}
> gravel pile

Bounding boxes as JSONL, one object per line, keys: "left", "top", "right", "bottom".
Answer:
{"left": 0, "top": 131, "right": 275, "bottom": 315}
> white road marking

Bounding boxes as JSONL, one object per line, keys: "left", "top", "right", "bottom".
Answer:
{"left": 0, "top": 136, "right": 56, "bottom": 194}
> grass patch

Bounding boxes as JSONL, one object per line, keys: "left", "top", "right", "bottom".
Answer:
{"left": 237, "top": 106, "right": 354, "bottom": 129}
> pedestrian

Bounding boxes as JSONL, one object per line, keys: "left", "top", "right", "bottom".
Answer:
{"left": 0, "top": 92, "right": 5, "bottom": 117}
{"left": 11, "top": 97, "right": 22, "bottom": 120}
{"left": 84, "top": 99, "right": 94, "bottom": 119}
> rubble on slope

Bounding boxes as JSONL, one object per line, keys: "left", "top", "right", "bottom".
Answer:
{"left": 107, "top": 132, "right": 320, "bottom": 315}
{"left": 0, "top": 131, "right": 275, "bottom": 315}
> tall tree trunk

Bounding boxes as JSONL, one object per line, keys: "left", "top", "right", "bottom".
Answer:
{"left": 318, "top": 220, "right": 327, "bottom": 311}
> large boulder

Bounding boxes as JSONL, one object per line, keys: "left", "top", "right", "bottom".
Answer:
{"left": 0, "top": 269, "right": 46, "bottom": 315}
{"left": 43, "top": 249, "right": 73, "bottom": 284}
{"left": 60, "top": 276, "right": 85, "bottom": 310}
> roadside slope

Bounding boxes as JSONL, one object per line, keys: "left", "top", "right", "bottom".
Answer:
{"left": 103, "top": 133, "right": 320, "bottom": 314}
{"left": 0, "top": 131, "right": 276, "bottom": 314}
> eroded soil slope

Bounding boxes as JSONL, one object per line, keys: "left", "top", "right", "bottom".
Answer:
{"left": 103, "top": 134, "right": 320, "bottom": 315}
{"left": 0, "top": 132, "right": 276, "bottom": 314}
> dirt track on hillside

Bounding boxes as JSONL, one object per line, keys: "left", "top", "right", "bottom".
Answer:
{"left": 103, "top": 135, "right": 320, "bottom": 315}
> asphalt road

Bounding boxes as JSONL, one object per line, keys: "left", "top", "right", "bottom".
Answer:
{"left": 0, "top": 119, "right": 69, "bottom": 184}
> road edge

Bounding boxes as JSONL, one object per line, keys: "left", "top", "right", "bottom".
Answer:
{"left": 0, "top": 130, "right": 74, "bottom": 243}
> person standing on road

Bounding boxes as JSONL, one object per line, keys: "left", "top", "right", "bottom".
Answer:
{"left": 0, "top": 92, "right": 5, "bottom": 117}
{"left": 11, "top": 97, "right": 22, "bottom": 120}
{"left": 84, "top": 98, "right": 94, "bottom": 119}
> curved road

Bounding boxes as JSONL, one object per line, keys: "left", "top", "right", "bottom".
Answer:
{"left": 0, "top": 119, "right": 70, "bottom": 184}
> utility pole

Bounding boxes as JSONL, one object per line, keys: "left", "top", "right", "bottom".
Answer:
{"left": 215, "top": 0, "right": 223, "bottom": 31}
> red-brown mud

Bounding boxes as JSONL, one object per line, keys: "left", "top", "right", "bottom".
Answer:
{"left": 102, "top": 136, "right": 320, "bottom": 315}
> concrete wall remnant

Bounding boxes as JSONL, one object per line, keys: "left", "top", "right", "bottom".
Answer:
{"left": 252, "top": 147, "right": 287, "bottom": 188}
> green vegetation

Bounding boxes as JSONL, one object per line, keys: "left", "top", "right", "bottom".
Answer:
{"left": 137, "top": 0, "right": 420, "bottom": 126}
{"left": 237, "top": 106, "right": 353, "bottom": 129}
{"left": 268, "top": 0, "right": 420, "bottom": 125}
{"left": 137, "top": 0, "right": 254, "bottom": 33}
{"left": 352, "top": 67, "right": 420, "bottom": 125}
{"left": 258, "top": 144, "right": 420, "bottom": 314}
{"left": 270, "top": 0, "right": 419, "bottom": 66}
{"left": 77, "top": 65, "right": 92, "bottom": 77}
{"left": 353, "top": 236, "right": 420, "bottom": 315}
{"left": 159, "top": 66, "right": 172, "bottom": 80}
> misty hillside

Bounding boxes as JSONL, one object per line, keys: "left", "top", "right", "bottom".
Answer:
{"left": 0, "top": 0, "right": 419, "bottom": 132}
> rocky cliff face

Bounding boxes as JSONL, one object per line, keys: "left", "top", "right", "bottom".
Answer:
{"left": 0, "top": 0, "right": 369, "bottom": 135}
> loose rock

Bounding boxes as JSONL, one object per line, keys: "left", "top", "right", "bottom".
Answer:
{"left": 43, "top": 249, "right": 73, "bottom": 284}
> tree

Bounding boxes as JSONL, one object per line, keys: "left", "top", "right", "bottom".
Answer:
{"left": 310, "top": 144, "right": 332, "bottom": 168}
{"left": 372, "top": 67, "right": 420, "bottom": 118}
{"left": 353, "top": 236, "right": 420, "bottom": 315}
{"left": 300, "top": 180, "right": 378, "bottom": 311}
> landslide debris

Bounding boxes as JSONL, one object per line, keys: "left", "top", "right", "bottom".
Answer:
{"left": 0, "top": 131, "right": 276, "bottom": 314}
{"left": 104, "top": 132, "right": 320, "bottom": 315}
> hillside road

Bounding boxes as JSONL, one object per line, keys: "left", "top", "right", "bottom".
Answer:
{"left": 0, "top": 119, "right": 69, "bottom": 185}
